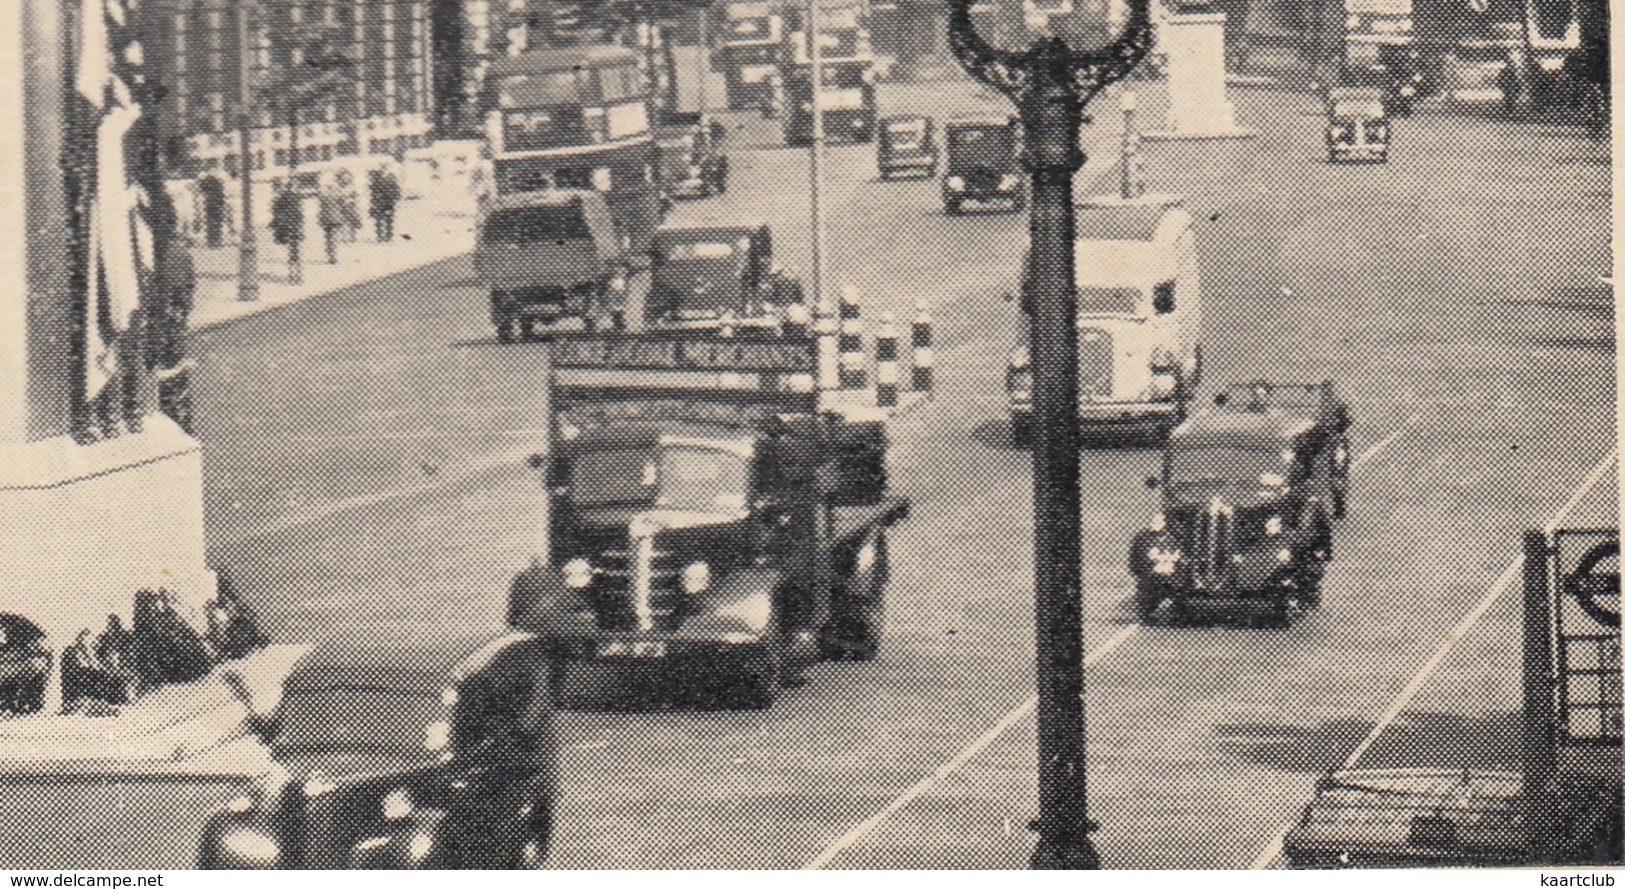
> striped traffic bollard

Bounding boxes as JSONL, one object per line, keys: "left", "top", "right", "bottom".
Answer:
{"left": 838, "top": 286, "right": 867, "bottom": 390}
{"left": 814, "top": 299, "right": 841, "bottom": 393}
{"left": 875, "top": 312, "right": 900, "bottom": 408}
{"left": 782, "top": 301, "right": 813, "bottom": 339}
{"left": 911, "top": 300, "right": 934, "bottom": 394}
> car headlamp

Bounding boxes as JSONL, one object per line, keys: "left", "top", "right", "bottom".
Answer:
{"left": 1259, "top": 472, "right": 1287, "bottom": 488}
{"left": 382, "top": 788, "right": 415, "bottom": 821}
{"left": 408, "top": 831, "right": 435, "bottom": 863}
{"left": 998, "top": 174, "right": 1019, "bottom": 191}
{"left": 946, "top": 176, "right": 965, "bottom": 190}
{"left": 424, "top": 719, "right": 451, "bottom": 752}
{"left": 610, "top": 274, "right": 627, "bottom": 292}
{"left": 688, "top": 164, "right": 703, "bottom": 178}
{"left": 1150, "top": 512, "right": 1167, "bottom": 532}
{"left": 1264, "top": 515, "right": 1283, "bottom": 536}
{"left": 1148, "top": 545, "right": 1180, "bottom": 575}
{"left": 681, "top": 560, "right": 711, "bottom": 594}
{"left": 218, "top": 827, "right": 282, "bottom": 867}
{"left": 563, "top": 558, "right": 594, "bottom": 589}
{"left": 1276, "top": 548, "right": 1293, "bottom": 564}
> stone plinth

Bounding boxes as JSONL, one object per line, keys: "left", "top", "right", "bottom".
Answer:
{"left": 1144, "top": 13, "right": 1258, "bottom": 141}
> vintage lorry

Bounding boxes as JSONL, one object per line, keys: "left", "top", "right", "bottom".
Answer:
{"left": 1128, "top": 381, "right": 1352, "bottom": 625}
{"left": 1008, "top": 197, "right": 1204, "bottom": 443}
{"left": 942, "top": 117, "right": 1025, "bottom": 214}
{"left": 475, "top": 190, "right": 635, "bottom": 340}
{"left": 644, "top": 222, "right": 803, "bottom": 330}
{"left": 655, "top": 111, "right": 730, "bottom": 201}
{"left": 507, "top": 330, "right": 909, "bottom": 709}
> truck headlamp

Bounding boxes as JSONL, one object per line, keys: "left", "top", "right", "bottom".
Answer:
{"left": 1148, "top": 544, "right": 1180, "bottom": 575}
{"left": 218, "top": 827, "right": 282, "bottom": 868}
{"left": 681, "top": 560, "right": 711, "bottom": 594}
{"left": 610, "top": 273, "right": 627, "bottom": 292}
{"left": 1264, "top": 515, "right": 1284, "bottom": 536}
{"left": 563, "top": 558, "right": 594, "bottom": 589}
{"left": 1150, "top": 512, "right": 1167, "bottom": 532}
{"left": 1276, "top": 548, "right": 1293, "bottom": 564}
{"left": 946, "top": 176, "right": 965, "bottom": 191}
{"left": 381, "top": 788, "right": 415, "bottom": 821}
{"left": 998, "top": 175, "right": 1020, "bottom": 191}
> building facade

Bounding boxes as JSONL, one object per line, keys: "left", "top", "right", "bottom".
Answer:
{"left": 141, "top": 0, "right": 435, "bottom": 179}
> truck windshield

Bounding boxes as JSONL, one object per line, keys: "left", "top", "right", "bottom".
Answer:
{"left": 570, "top": 448, "right": 658, "bottom": 506}
{"left": 656, "top": 445, "right": 751, "bottom": 513}
{"left": 1168, "top": 445, "right": 1293, "bottom": 488}
{"left": 496, "top": 72, "right": 583, "bottom": 109}
{"left": 947, "top": 127, "right": 1016, "bottom": 170}
{"left": 484, "top": 205, "right": 590, "bottom": 244}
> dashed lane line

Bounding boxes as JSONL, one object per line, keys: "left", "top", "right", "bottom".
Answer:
{"left": 1247, "top": 444, "right": 1620, "bottom": 870}
{"left": 803, "top": 415, "right": 1422, "bottom": 870}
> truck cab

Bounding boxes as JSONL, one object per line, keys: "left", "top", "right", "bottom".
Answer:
{"left": 1128, "top": 381, "right": 1352, "bottom": 625}
{"left": 475, "top": 190, "right": 630, "bottom": 340}
{"left": 715, "top": 0, "right": 784, "bottom": 113}
{"left": 1325, "top": 88, "right": 1391, "bottom": 163}
{"left": 942, "top": 117, "right": 1025, "bottom": 214}
{"left": 646, "top": 223, "right": 800, "bottom": 329}
{"left": 510, "top": 333, "right": 908, "bottom": 709}
{"left": 1008, "top": 198, "right": 1203, "bottom": 441}
{"left": 655, "top": 111, "right": 729, "bottom": 200}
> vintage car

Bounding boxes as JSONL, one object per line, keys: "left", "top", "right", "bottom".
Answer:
{"left": 474, "top": 189, "right": 631, "bottom": 339}
{"left": 197, "top": 631, "right": 557, "bottom": 869}
{"left": 644, "top": 222, "right": 802, "bottom": 329}
{"left": 942, "top": 117, "right": 1025, "bottom": 214}
{"left": 1128, "top": 381, "right": 1352, "bottom": 624}
{"left": 1008, "top": 198, "right": 1203, "bottom": 443}
{"left": 876, "top": 115, "right": 938, "bottom": 180}
{"left": 1325, "top": 88, "right": 1391, "bottom": 164}
{"left": 656, "top": 111, "right": 729, "bottom": 200}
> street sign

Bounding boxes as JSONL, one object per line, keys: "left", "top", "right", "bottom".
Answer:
{"left": 1553, "top": 532, "right": 1622, "bottom": 747}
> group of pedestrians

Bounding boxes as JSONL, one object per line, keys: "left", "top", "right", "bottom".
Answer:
{"left": 267, "top": 165, "right": 401, "bottom": 284}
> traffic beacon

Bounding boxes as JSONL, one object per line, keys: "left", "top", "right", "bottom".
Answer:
{"left": 947, "top": 0, "right": 1155, "bottom": 870}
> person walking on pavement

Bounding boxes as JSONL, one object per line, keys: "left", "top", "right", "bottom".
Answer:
{"left": 336, "top": 169, "right": 361, "bottom": 244}
{"left": 369, "top": 165, "right": 401, "bottom": 243}
{"left": 198, "top": 173, "right": 227, "bottom": 248}
{"left": 269, "top": 178, "right": 305, "bottom": 284}
{"left": 317, "top": 174, "right": 347, "bottom": 264}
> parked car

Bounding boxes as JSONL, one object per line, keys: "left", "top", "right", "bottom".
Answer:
{"left": 876, "top": 115, "right": 937, "bottom": 180}
{"left": 645, "top": 222, "right": 802, "bottom": 329}
{"left": 1325, "top": 88, "right": 1391, "bottom": 164}
{"left": 942, "top": 117, "right": 1025, "bottom": 214}
{"left": 474, "top": 190, "right": 632, "bottom": 339}
{"left": 1128, "top": 381, "right": 1352, "bottom": 625}
{"left": 197, "top": 631, "right": 558, "bottom": 869}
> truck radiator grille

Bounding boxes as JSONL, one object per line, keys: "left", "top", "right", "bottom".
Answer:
{"left": 1192, "top": 501, "right": 1233, "bottom": 586}
{"left": 1078, "top": 327, "right": 1112, "bottom": 398}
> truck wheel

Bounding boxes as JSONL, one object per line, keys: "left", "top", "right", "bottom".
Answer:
{"left": 1332, "top": 486, "right": 1348, "bottom": 519}
{"left": 1010, "top": 414, "right": 1032, "bottom": 447}
{"left": 945, "top": 200, "right": 963, "bottom": 216}
{"left": 821, "top": 531, "right": 890, "bottom": 661}
{"left": 496, "top": 319, "right": 517, "bottom": 343}
{"left": 1298, "top": 563, "right": 1324, "bottom": 607}
{"left": 1134, "top": 581, "right": 1163, "bottom": 622}
{"left": 732, "top": 648, "right": 781, "bottom": 709}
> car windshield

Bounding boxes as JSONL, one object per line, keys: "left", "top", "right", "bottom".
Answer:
{"left": 947, "top": 127, "right": 1016, "bottom": 169}
{"left": 496, "top": 71, "right": 583, "bottom": 109}
{"left": 1168, "top": 444, "right": 1293, "bottom": 488}
{"left": 1077, "top": 287, "right": 1142, "bottom": 314}
{"left": 484, "top": 204, "right": 590, "bottom": 244}
{"left": 665, "top": 241, "right": 738, "bottom": 261}
{"left": 274, "top": 687, "right": 442, "bottom": 756}
{"left": 656, "top": 445, "right": 751, "bottom": 513}
{"left": 569, "top": 448, "right": 658, "bottom": 506}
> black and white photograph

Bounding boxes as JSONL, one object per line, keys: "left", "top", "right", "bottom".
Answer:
{"left": 0, "top": 0, "right": 1616, "bottom": 875}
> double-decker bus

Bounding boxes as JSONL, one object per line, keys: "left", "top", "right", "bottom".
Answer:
{"left": 782, "top": 2, "right": 878, "bottom": 144}
{"left": 715, "top": 0, "right": 785, "bottom": 112}
{"left": 484, "top": 46, "right": 664, "bottom": 252}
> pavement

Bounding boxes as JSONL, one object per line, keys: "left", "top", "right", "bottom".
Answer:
{"left": 134, "top": 72, "right": 1618, "bottom": 870}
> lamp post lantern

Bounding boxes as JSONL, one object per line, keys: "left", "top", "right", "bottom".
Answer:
{"left": 946, "top": 0, "right": 1154, "bottom": 870}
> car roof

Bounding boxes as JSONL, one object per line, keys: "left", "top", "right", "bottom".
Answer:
{"left": 487, "top": 45, "right": 640, "bottom": 79}
{"left": 283, "top": 630, "right": 522, "bottom": 696}
{"left": 1170, "top": 410, "right": 1316, "bottom": 447}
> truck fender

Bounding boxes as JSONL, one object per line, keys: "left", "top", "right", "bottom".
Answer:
{"left": 506, "top": 566, "right": 587, "bottom": 632}
{"left": 677, "top": 567, "right": 780, "bottom": 639}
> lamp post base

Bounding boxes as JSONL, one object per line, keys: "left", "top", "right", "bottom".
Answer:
{"left": 1030, "top": 832, "right": 1102, "bottom": 870}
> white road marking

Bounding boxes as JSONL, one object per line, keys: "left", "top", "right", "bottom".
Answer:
{"left": 806, "top": 416, "right": 1423, "bottom": 869}
{"left": 1248, "top": 445, "right": 1619, "bottom": 870}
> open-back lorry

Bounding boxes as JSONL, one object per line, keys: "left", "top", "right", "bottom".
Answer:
{"left": 507, "top": 328, "right": 910, "bottom": 708}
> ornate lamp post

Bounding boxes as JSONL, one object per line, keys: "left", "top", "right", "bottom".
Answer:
{"left": 946, "top": 0, "right": 1154, "bottom": 870}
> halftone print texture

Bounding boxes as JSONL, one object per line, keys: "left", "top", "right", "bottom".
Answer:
{"left": 1, "top": 0, "right": 1616, "bottom": 874}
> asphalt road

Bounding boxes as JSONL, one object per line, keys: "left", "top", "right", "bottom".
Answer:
{"left": 189, "top": 75, "right": 1614, "bottom": 869}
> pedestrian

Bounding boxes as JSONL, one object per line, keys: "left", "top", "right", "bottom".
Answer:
{"left": 469, "top": 147, "right": 496, "bottom": 220}
{"left": 1498, "top": 50, "right": 1525, "bottom": 118}
{"left": 269, "top": 178, "right": 304, "bottom": 284}
{"left": 198, "top": 173, "right": 227, "bottom": 248}
{"left": 369, "top": 165, "right": 401, "bottom": 243}
{"left": 317, "top": 173, "right": 346, "bottom": 264}
{"left": 336, "top": 169, "right": 361, "bottom": 243}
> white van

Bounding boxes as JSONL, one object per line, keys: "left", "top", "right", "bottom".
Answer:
{"left": 1008, "top": 195, "right": 1203, "bottom": 440}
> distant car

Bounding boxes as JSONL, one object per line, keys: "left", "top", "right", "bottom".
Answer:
{"left": 656, "top": 111, "right": 729, "bottom": 200}
{"left": 1325, "top": 88, "right": 1390, "bottom": 164}
{"left": 645, "top": 223, "right": 802, "bottom": 329}
{"left": 942, "top": 117, "right": 1025, "bottom": 214}
{"left": 1128, "top": 381, "right": 1352, "bottom": 624}
{"left": 474, "top": 190, "right": 631, "bottom": 339}
{"left": 197, "top": 631, "right": 557, "bottom": 869}
{"left": 876, "top": 115, "right": 937, "bottom": 180}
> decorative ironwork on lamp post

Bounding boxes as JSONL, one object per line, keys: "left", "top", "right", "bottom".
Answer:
{"left": 945, "top": 0, "right": 1154, "bottom": 870}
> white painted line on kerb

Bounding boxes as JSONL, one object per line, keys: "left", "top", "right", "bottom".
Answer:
{"left": 1248, "top": 445, "right": 1619, "bottom": 871}
{"left": 805, "top": 415, "right": 1423, "bottom": 870}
